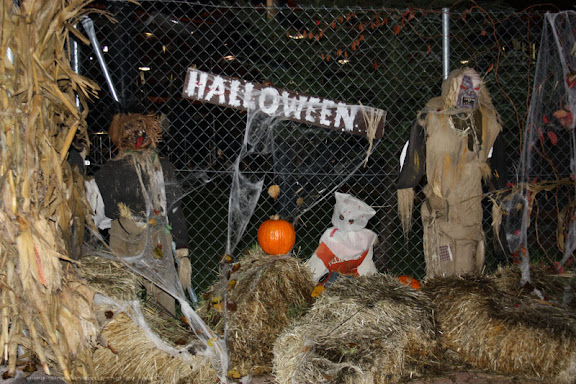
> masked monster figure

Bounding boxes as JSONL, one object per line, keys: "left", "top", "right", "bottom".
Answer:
{"left": 397, "top": 67, "right": 504, "bottom": 279}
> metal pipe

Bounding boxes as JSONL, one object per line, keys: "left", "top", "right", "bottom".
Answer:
{"left": 81, "top": 16, "right": 120, "bottom": 103}
{"left": 442, "top": 7, "right": 450, "bottom": 80}
{"left": 70, "top": 27, "right": 81, "bottom": 109}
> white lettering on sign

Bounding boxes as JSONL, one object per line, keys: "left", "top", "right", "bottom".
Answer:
{"left": 182, "top": 68, "right": 386, "bottom": 138}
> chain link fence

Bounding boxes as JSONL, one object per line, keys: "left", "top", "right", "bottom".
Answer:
{"left": 80, "top": 1, "right": 561, "bottom": 293}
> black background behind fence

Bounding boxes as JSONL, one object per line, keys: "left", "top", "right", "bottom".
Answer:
{"left": 81, "top": 1, "right": 561, "bottom": 293}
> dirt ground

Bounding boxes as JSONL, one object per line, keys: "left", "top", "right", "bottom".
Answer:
{"left": 249, "top": 370, "right": 549, "bottom": 384}
{"left": 1, "top": 367, "right": 550, "bottom": 383}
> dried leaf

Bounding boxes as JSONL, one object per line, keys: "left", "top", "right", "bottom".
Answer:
{"left": 547, "top": 131, "right": 558, "bottom": 145}
{"left": 567, "top": 73, "right": 576, "bottom": 88}
{"left": 408, "top": 8, "right": 415, "bottom": 20}
{"left": 393, "top": 24, "right": 401, "bottom": 35}
{"left": 553, "top": 108, "right": 573, "bottom": 127}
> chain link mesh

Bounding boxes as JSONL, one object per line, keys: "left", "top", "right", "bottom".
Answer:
{"left": 80, "top": 1, "right": 559, "bottom": 293}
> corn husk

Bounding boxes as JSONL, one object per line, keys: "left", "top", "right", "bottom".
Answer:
{"left": 0, "top": 1, "right": 109, "bottom": 380}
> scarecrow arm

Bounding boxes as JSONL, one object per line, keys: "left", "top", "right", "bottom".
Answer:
{"left": 487, "top": 135, "right": 508, "bottom": 190}
{"left": 161, "top": 158, "right": 189, "bottom": 250}
{"left": 396, "top": 120, "right": 426, "bottom": 237}
{"left": 397, "top": 121, "right": 426, "bottom": 189}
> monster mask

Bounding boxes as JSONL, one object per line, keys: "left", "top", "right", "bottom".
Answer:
{"left": 457, "top": 74, "right": 481, "bottom": 109}
{"left": 442, "top": 68, "right": 483, "bottom": 111}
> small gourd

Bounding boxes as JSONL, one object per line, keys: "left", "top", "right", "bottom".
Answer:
{"left": 397, "top": 275, "right": 421, "bottom": 290}
{"left": 257, "top": 214, "right": 296, "bottom": 255}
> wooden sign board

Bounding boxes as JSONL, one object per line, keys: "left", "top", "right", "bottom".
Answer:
{"left": 182, "top": 68, "right": 386, "bottom": 139}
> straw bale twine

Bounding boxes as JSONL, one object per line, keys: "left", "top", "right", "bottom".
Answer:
{"left": 423, "top": 274, "right": 576, "bottom": 383}
{"left": 198, "top": 248, "right": 316, "bottom": 378}
{"left": 273, "top": 273, "right": 439, "bottom": 384}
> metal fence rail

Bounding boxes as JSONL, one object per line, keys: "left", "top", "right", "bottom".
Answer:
{"left": 80, "top": 1, "right": 563, "bottom": 293}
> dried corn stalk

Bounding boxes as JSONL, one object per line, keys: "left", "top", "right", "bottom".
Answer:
{"left": 0, "top": 0, "right": 108, "bottom": 381}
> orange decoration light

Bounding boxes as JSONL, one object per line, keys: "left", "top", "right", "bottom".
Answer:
{"left": 257, "top": 215, "right": 296, "bottom": 255}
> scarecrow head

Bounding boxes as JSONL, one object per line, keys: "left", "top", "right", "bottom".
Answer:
{"left": 108, "top": 113, "right": 162, "bottom": 152}
{"left": 442, "top": 67, "right": 483, "bottom": 110}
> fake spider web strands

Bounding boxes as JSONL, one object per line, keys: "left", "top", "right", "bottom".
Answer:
{"left": 225, "top": 94, "right": 387, "bottom": 258}
{"left": 517, "top": 11, "right": 576, "bottom": 285}
{"left": 107, "top": 158, "right": 230, "bottom": 382}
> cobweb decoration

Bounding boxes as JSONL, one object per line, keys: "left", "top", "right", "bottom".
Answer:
{"left": 98, "top": 161, "right": 229, "bottom": 382}
{"left": 516, "top": 11, "right": 576, "bottom": 285}
{"left": 226, "top": 100, "right": 385, "bottom": 257}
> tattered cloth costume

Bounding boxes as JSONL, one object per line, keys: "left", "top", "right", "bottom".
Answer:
{"left": 91, "top": 113, "right": 190, "bottom": 314}
{"left": 306, "top": 192, "right": 377, "bottom": 285}
{"left": 397, "top": 68, "right": 503, "bottom": 278}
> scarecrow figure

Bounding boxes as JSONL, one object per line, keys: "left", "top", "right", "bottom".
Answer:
{"left": 306, "top": 192, "right": 378, "bottom": 286}
{"left": 397, "top": 67, "right": 503, "bottom": 279}
{"left": 91, "top": 113, "right": 191, "bottom": 315}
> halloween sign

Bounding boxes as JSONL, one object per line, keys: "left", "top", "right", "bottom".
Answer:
{"left": 182, "top": 68, "right": 386, "bottom": 139}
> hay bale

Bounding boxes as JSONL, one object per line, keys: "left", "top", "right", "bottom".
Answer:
{"left": 273, "top": 273, "right": 439, "bottom": 384}
{"left": 423, "top": 275, "right": 576, "bottom": 383}
{"left": 493, "top": 264, "right": 575, "bottom": 307}
{"left": 199, "top": 248, "right": 316, "bottom": 378}
{"left": 92, "top": 310, "right": 206, "bottom": 384}
{"left": 78, "top": 253, "right": 217, "bottom": 383}
{"left": 77, "top": 255, "right": 142, "bottom": 301}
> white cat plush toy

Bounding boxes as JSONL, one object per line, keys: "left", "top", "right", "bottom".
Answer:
{"left": 306, "top": 192, "right": 378, "bottom": 284}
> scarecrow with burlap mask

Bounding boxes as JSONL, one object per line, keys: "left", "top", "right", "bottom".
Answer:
{"left": 92, "top": 113, "right": 192, "bottom": 315}
{"left": 397, "top": 67, "right": 504, "bottom": 279}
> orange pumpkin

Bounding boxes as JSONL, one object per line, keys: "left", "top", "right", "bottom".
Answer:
{"left": 397, "top": 275, "right": 421, "bottom": 290}
{"left": 257, "top": 215, "right": 296, "bottom": 255}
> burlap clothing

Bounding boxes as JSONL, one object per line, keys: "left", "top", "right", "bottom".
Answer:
{"left": 398, "top": 68, "right": 503, "bottom": 279}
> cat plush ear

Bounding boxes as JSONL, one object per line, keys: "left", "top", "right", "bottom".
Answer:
{"left": 331, "top": 192, "right": 376, "bottom": 231}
